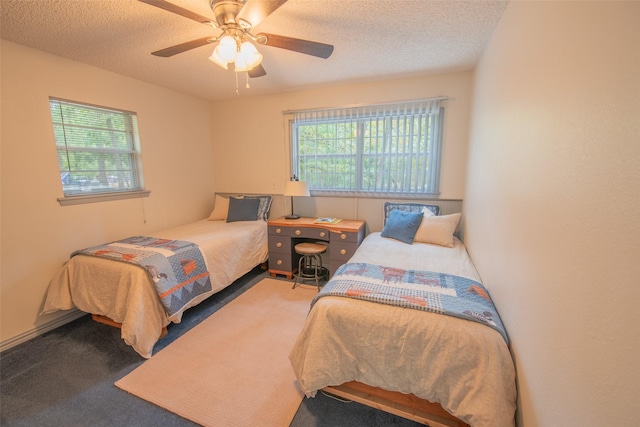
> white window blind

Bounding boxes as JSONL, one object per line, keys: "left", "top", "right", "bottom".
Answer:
{"left": 291, "top": 98, "right": 444, "bottom": 195}
{"left": 49, "top": 98, "right": 144, "bottom": 198}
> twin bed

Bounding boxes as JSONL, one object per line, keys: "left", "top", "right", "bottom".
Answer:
{"left": 42, "top": 194, "right": 271, "bottom": 358}
{"left": 289, "top": 203, "right": 517, "bottom": 427}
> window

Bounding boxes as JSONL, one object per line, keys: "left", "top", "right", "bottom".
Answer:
{"left": 290, "top": 98, "right": 444, "bottom": 196}
{"left": 49, "top": 98, "right": 146, "bottom": 204}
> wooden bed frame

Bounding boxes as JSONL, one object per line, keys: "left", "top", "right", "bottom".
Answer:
{"left": 92, "top": 314, "right": 168, "bottom": 338}
{"left": 323, "top": 381, "right": 470, "bottom": 427}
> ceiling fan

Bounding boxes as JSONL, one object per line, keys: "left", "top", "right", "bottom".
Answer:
{"left": 140, "top": 0, "right": 334, "bottom": 78}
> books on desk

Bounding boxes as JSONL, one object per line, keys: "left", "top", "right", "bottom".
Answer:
{"left": 314, "top": 217, "right": 342, "bottom": 225}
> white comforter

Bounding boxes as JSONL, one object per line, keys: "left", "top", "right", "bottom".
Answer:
{"left": 42, "top": 220, "right": 268, "bottom": 358}
{"left": 289, "top": 232, "right": 517, "bottom": 427}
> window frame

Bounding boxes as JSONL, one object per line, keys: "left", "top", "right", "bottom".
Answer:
{"left": 288, "top": 98, "right": 445, "bottom": 198}
{"left": 49, "top": 97, "right": 149, "bottom": 206}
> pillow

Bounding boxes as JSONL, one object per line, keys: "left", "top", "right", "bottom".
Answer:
{"left": 422, "top": 206, "right": 436, "bottom": 218}
{"left": 207, "top": 194, "right": 230, "bottom": 221}
{"left": 414, "top": 213, "right": 462, "bottom": 248}
{"left": 243, "top": 195, "right": 272, "bottom": 221}
{"left": 380, "top": 209, "right": 424, "bottom": 244}
{"left": 226, "top": 196, "right": 261, "bottom": 222}
{"left": 383, "top": 202, "right": 439, "bottom": 226}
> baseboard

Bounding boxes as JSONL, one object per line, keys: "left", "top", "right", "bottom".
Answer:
{"left": 0, "top": 309, "right": 86, "bottom": 353}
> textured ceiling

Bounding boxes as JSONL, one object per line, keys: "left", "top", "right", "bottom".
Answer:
{"left": 1, "top": 0, "right": 508, "bottom": 101}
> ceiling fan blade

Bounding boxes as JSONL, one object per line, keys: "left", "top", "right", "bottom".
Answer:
{"left": 257, "top": 33, "right": 334, "bottom": 59}
{"left": 248, "top": 64, "right": 267, "bottom": 78}
{"left": 237, "top": 0, "right": 288, "bottom": 28}
{"left": 152, "top": 36, "right": 214, "bottom": 57}
{"left": 139, "top": 0, "right": 213, "bottom": 24}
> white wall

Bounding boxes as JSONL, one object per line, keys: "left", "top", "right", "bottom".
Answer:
{"left": 0, "top": 41, "right": 215, "bottom": 347}
{"left": 209, "top": 71, "right": 474, "bottom": 227}
{"left": 0, "top": 42, "right": 473, "bottom": 349}
{"left": 465, "top": 2, "right": 639, "bottom": 426}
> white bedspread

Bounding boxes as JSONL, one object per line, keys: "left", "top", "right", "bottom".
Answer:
{"left": 289, "top": 232, "right": 516, "bottom": 427}
{"left": 42, "top": 220, "right": 268, "bottom": 358}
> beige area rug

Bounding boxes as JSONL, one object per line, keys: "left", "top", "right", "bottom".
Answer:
{"left": 115, "top": 278, "right": 317, "bottom": 427}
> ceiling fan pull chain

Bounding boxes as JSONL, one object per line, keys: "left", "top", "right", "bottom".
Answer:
{"left": 246, "top": 72, "right": 250, "bottom": 89}
{"left": 235, "top": 71, "right": 240, "bottom": 95}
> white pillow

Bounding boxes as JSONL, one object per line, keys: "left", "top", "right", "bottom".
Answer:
{"left": 414, "top": 213, "right": 461, "bottom": 247}
{"left": 207, "top": 194, "right": 230, "bottom": 221}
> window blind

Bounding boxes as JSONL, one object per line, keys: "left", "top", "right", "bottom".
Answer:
{"left": 49, "top": 98, "right": 144, "bottom": 197}
{"left": 291, "top": 98, "right": 444, "bottom": 195}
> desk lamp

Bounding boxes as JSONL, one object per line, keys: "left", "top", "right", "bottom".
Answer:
{"left": 283, "top": 176, "right": 309, "bottom": 219}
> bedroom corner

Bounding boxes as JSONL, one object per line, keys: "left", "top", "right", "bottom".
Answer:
{"left": 0, "top": 40, "right": 214, "bottom": 351}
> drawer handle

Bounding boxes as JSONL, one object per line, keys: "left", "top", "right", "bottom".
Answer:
{"left": 275, "top": 228, "right": 282, "bottom": 234}
{"left": 319, "top": 231, "right": 326, "bottom": 238}
{"left": 295, "top": 230, "right": 301, "bottom": 236}
{"left": 340, "top": 249, "right": 347, "bottom": 255}
{"left": 276, "top": 242, "right": 282, "bottom": 248}
{"left": 276, "top": 259, "right": 283, "bottom": 266}
{"left": 340, "top": 233, "right": 347, "bottom": 240}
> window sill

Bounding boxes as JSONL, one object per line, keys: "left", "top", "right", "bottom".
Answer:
{"left": 309, "top": 191, "right": 443, "bottom": 199}
{"left": 57, "top": 190, "right": 151, "bottom": 206}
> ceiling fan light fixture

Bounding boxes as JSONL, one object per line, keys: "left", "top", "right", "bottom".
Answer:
{"left": 216, "top": 35, "right": 238, "bottom": 62}
{"left": 209, "top": 46, "right": 230, "bottom": 69}
{"left": 235, "top": 41, "right": 263, "bottom": 71}
{"left": 142, "top": 0, "right": 336, "bottom": 81}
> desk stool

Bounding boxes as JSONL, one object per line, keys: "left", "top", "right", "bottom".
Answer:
{"left": 292, "top": 242, "right": 329, "bottom": 290}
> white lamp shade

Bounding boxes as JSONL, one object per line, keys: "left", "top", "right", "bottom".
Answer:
{"left": 235, "top": 41, "right": 263, "bottom": 71}
{"left": 217, "top": 35, "right": 238, "bottom": 61}
{"left": 284, "top": 181, "right": 310, "bottom": 197}
{"left": 208, "top": 48, "right": 229, "bottom": 69}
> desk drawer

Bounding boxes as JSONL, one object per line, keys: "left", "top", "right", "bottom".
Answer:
{"left": 330, "top": 241, "right": 359, "bottom": 264}
{"left": 290, "top": 227, "right": 330, "bottom": 240}
{"left": 268, "top": 225, "right": 292, "bottom": 236}
{"left": 268, "top": 253, "right": 292, "bottom": 272}
{"left": 330, "top": 230, "right": 360, "bottom": 243}
{"left": 268, "top": 235, "right": 290, "bottom": 254}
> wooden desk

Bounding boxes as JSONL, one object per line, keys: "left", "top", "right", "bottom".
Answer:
{"left": 267, "top": 217, "right": 366, "bottom": 279}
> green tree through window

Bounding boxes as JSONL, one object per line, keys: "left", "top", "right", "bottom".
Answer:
{"left": 291, "top": 99, "right": 444, "bottom": 195}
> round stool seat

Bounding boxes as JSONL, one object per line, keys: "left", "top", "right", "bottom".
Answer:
{"left": 292, "top": 242, "right": 329, "bottom": 290}
{"left": 294, "top": 242, "right": 327, "bottom": 255}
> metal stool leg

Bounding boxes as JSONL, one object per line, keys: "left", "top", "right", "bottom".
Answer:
{"left": 313, "top": 254, "right": 321, "bottom": 289}
{"left": 292, "top": 255, "right": 305, "bottom": 289}
{"left": 315, "top": 254, "right": 329, "bottom": 290}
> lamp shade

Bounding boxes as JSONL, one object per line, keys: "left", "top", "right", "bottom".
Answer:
{"left": 216, "top": 35, "right": 238, "bottom": 61}
{"left": 208, "top": 48, "right": 229, "bottom": 69}
{"left": 235, "top": 41, "right": 263, "bottom": 72}
{"left": 284, "top": 181, "right": 310, "bottom": 197}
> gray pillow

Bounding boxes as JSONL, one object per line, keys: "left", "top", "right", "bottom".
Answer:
{"left": 226, "top": 197, "right": 260, "bottom": 222}
{"left": 243, "top": 195, "right": 272, "bottom": 221}
{"left": 380, "top": 209, "right": 424, "bottom": 244}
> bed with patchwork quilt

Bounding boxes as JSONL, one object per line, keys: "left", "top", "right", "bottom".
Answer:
{"left": 42, "top": 195, "right": 271, "bottom": 358}
{"left": 289, "top": 203, "right": 517, "bottom": 427}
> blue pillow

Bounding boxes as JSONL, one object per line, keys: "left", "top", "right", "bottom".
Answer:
{"left": 383, "top": 202, "right": 439, "bottom": 225}
{"left": 380, "top": 209, "right": 424, "bottom": 244}
{"left": 226, "top": 197, "right": 260, "bottom": 222}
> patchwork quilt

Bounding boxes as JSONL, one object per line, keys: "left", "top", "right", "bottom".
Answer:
{"left": 72, "top": 236, "right": 212, "bottom": 317}
{"left": 313, "top": 262, "right": 508, "bottom": 343}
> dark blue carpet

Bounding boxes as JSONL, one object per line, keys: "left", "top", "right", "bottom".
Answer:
{"left": 1, "top": 267, "right": 420, "bottom": 426}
